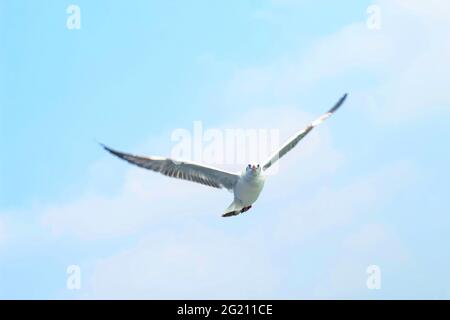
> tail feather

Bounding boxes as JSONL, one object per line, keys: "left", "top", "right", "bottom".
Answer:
{"left": 222, "top": 200, "right": 244, "bottom": 218}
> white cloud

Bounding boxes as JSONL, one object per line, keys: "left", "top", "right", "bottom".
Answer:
{"left": 230, "top": 0, "right": 450, "bottom": 123}
{"left": 41, "top": 166, "right": 229, "bottom": 240}
{"left": 38, "top": 106, "right": 362, "bottom": 298}
{"left": 36, "top": 107, "right": 415, "bottom": 298}
{"left": 79, "top": 160, "right": 414, "bottom": 298}
{"left": 85, "top": 225, "right": 281, "bottom": 299}
{"left": 313, "top": 223, "right": 409, "bottom": 299}
{"left": 273, "top": 161, "right": 415, "bottom": 244}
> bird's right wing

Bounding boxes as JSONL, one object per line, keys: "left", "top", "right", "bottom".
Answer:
{"left": 262, "top": 93, "right": 347, "bottom": 171}
{"left": 101, "top": 144, "right": 240, "bottom": 190}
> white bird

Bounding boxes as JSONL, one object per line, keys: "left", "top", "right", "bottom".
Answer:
{"left": 101, "top": 93, "right": 347, "bottom": 217}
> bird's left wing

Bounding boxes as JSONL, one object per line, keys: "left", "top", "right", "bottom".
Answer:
{"left": 262, "top": 93, "right": 347, "bottom": 171}
{"left": 101, "top": 144, "right": 240, "bottom": 190}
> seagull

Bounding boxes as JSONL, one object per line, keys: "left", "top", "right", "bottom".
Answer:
{"left": 101, "top": 93, "right": 347, "bottom": 217}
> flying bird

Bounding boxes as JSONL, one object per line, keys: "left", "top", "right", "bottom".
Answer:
{"left": 101, "top": 93, "right": 347, "bottom": 217}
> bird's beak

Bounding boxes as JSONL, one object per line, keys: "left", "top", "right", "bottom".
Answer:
{"left": 251, "top": 165, "right": 256, "bottom": 171}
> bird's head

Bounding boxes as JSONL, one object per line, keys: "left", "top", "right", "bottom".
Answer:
{"left": 245, "top": 164, "right": 261, "bottom": 176}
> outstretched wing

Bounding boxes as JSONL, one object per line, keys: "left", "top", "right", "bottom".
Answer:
{"left": 262, "top": 93, "right": 347, "bottom": 171}
{"left": 101, "top": 144, "right": 240, "bottom": 190}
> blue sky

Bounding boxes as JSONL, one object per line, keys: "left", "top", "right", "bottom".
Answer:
{"left": 1, "top": 0, "right": 450, "bottom": 299}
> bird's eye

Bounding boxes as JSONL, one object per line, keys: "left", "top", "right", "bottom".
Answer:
{"left": 257, "top": 164, "right": 260, "bottom": 168}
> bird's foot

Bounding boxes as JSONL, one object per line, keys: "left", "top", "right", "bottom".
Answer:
{"left": 241, "top": 205, "right": 252, "bottom": 213}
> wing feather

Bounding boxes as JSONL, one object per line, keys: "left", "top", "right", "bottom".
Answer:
{"left": 101, "top": 144, "right": 239, "bottom": 190}
{"left": 262, "top": 93, "right": 347, "bottom": 171}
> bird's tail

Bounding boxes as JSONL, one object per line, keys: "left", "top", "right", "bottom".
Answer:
{"left": 222, "top": 200, "right": 245, "bottom": 217}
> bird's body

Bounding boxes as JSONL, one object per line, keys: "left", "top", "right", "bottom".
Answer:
{"left": 223, "top": 170, "right": 266, "bottom": 217}
{"left": 101, "top": 93, "right": 347, "bottom": 217}
{"left": 234, "top": 172, "right": 265, "bottom": 207}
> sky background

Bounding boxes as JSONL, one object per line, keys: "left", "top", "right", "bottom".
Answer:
{"left": 1, "top": 0, "right": 450, "bottom": 299}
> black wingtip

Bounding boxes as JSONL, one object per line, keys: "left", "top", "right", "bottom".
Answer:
{"left": 98, "top": 141, "right": 116, "bottom": 155}
{"left": 329, "top": 93, "right": 348, "bottom": 114}
{"left": 97, "top": 141, "right": 107, "bottom": 150}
